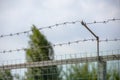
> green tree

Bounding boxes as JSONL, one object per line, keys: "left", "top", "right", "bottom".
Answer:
{"left": 62, "top": 63, "right": 97, "bottom": 80}
{"left": 14, "top": 74, "right": 25, "bottom": 80}
{"left": 25, "top": 26, "right": 61, "bottom": 80}
{"left": 0, "top": 70, "right": 13, "bottom": 80}
{"left": 62, "top": 63, "right": 120, "bottom": 80}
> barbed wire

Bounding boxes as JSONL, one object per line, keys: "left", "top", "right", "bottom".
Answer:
{"left": 0, "top": 18, "right": 120, "bottom": 38}
{"left": 86, "top": 18, "right": 120, "bottom": 24}
{"left": 0, "top": 38, "right": 120, "bottom": 53}
{"left": 99, "top": 38, "right": 120, "bottom": 42}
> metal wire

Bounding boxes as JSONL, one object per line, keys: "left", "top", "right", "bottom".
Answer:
{"left": 0, "top": 38, "right": 120, "bottom": 53}
{"left": 0, "top": 18, "right": 120, "bottom": 38}
{"left": 86, "top": 18, "right": 120, "bottom": 24}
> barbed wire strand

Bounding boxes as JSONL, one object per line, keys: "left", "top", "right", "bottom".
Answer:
{"left": 86, "top": 18, "right": 120, "bottom": 24}
{"left": 0, "top": 18, "right": 120, "bottom": 38}
{"left": 0, "top": 38, "right": 120, "bottom": 53}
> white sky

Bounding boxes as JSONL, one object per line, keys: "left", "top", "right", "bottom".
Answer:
{"left": 0, "top": 0, "right": 120, "bottom": 62}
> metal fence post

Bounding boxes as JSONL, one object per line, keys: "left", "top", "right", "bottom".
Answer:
{"left": 81, "top": 21, "right": 107, "bottom": 80}
{"left": 98, "top": 61, "right": 106, "bottom": 80}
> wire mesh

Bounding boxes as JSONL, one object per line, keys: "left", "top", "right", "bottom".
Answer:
{"left": 0, "top": 50, "right": 120, "bottom": 80}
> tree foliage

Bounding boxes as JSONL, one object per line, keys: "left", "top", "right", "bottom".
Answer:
{"left": 25, "top": 25, "right": 61, "bottom": 80}
{"left": 0, "top": 70, "right": 13, "bottom": 80}
{"left": 62, "top": 63, "right": 97, "bottom": 80}
{"left": 62, "top": 63, "right": 120, "bottom": 80}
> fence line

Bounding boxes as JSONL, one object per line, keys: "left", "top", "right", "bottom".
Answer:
{"left": 0, "top": 18, "right": 120, "bottom": 80}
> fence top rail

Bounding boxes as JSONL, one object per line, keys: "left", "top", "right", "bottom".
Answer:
{"left": 0, "top": 54, "right": 119, "bottom": 70}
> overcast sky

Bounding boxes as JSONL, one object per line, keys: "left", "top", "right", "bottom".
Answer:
{"left": 0, "top": 0, "right": 120, "bottom": 63}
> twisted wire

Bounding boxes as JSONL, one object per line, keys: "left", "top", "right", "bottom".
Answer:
{"left": 0, "top": 38, "right": 120, "bottom": 53}
{"left": 0, "top": 18, "right": 120, "bottom": 38}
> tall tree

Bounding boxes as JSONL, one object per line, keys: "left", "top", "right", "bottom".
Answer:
{"left": 25, "top": 25, "right": 61, "bottom": 80}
